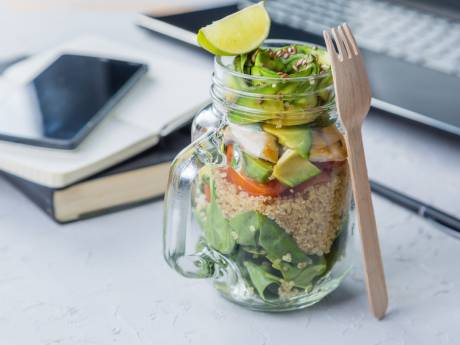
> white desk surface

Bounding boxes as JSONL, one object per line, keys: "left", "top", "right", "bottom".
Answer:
{"left": 1, "top": 1, "right": 460, "bottom": 344}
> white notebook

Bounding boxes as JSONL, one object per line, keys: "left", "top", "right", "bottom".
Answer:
{"left": 0, "top": 36, "right": 210, "bottom": 188}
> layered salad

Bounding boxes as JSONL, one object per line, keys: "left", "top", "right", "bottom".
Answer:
{"left": 192, "top": 3, "right": 351, "bottom": 302}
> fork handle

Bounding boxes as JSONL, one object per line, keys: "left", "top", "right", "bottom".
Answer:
{"left": 346, "top": 128, "right": 388, "bottom": 320}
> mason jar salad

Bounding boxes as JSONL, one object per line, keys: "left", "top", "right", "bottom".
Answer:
{"left": 164, "top": 2, "right": 354, "bottom": 311}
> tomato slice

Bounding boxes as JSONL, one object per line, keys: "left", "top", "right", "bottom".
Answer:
{"left": 225, "top": 145, "right": 288, "bottom": 197}
{"left": 203, "top": 183, "right": 211, "bottom": 202}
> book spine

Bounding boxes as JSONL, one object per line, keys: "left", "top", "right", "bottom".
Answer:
{"left": 1, "top": 173, "right": 56, "bottom": 220}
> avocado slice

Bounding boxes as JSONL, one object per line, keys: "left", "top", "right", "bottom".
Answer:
{"left": 272, "top": 149, "right": 321, "bottom": 187}
{"left": 262, "top": 124, "right": 312, "bottom": 158}
{"left": 230, "top": 145, "right": 274, "bottom": 183}
{"left": 242, "top": 152, "right": 274, "bottom": 183}
{"left": 228, "top": 92, "right": 283, "bottom": 125}
{"left": 263, "top": 113, "right": 319, "bottom": 127}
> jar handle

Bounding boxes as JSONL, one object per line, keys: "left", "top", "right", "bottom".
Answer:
{"left": 163, "top": 130, "right": 224, "bottom": 279}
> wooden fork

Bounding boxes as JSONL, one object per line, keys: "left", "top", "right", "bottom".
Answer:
{"left": 323, "top": 24, "right": 388, "bottom": 320}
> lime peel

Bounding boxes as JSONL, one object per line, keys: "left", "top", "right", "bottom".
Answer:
{"left": 197, "top": 2, "right": 271, "bottom": 56}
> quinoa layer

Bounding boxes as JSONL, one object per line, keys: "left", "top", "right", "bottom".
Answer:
{"left": 212, "top": 166, "right": 350, "bottom": 255}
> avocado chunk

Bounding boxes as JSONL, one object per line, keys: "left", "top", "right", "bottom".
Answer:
{"left": 272, "top": 149, "right": 321, "bottom": 187}
{"left": 262, "top": 124, "right": 312, "bottom": 158}
{"left": 231, "top": 145, "right": 274, "bottom": 183}
{"left": 242, "top": 152, "right": 274, "bottom": 183}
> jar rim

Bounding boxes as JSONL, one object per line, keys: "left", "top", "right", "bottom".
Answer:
{"left": 214, "top": 39, "right": 332, "bottom": 82}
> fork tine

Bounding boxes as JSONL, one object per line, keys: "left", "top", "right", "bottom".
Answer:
{"left": 337, "top": 26, "right": 352, "bottom": 59}
{"left": 342, "top": 23, "right": 359, "bottom": 56}
{"left": 322, "top": 30, "right": 337, "bottom": 60}
{"left": 331, "top": 28, "right": 347, "bottom": 60}
{"left": 331, "top": 28, "right": 345, "bottom": 60}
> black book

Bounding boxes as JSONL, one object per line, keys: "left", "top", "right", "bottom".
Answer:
{"left": 1, "top": 123, "right": 191, "bottom": 223}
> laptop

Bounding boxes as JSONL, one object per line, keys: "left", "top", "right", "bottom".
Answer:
{"left": 137, "top": 0, "right": 460, "bottom": 137}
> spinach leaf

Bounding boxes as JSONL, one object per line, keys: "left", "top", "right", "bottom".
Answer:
{"left": 241, "top": 246, "right": 266, "bottom": 256}
{"left": 268, "top": 252, "right": 326, "bottom": 289}
{"left": 278, "top": 259, "right": 327, "bottom": 289}
{"left": 244, "top": 261, "right": 282, "bottom": 300}
{"left": 203, "top": 178, "right": 235, "bottom": 254}
{"left": 259, "top": 218, "right": 310, "bottom": 264}
{"left": 229, "top": 211, "right": 264, "bottom": 246}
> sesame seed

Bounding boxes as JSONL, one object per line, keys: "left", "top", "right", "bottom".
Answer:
{"left": 282, "top": 253, "right": 292, "bottom": 262}
{"left": 297, "top": 262, "right": 307, "bottom": 269}
{"left": 287, "top": 47, "right": 297, "bottom": 54}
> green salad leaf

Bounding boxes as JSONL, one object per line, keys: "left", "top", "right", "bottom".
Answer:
{"left": 244, "top": 261, "right": 281, "bottom": 300}
{"left": 229, "top": 211, "right": 264, "bottom": 246}
{"left": 258, "top": 218, "right": 310, "bottom": 264}
{"left": 195, "top": 176, "right": 334, "bottom": 299}
{"left": 241, "top": 246, "right": 266, "bottom": 256}
{"left": 203, "top": 178, "right": 236, "bottom": 254}
{"left": 275, "top": 257, "right": 327, "bottom": 289}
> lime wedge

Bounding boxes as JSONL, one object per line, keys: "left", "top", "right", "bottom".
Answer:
{"left": 197, "top": 2, "right": 270, "bottom": 56}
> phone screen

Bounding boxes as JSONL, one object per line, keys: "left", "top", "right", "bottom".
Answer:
{"left": 0, "top": 54, "right": 147, "bottom": 148}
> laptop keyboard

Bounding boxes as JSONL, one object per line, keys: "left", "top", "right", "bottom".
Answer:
{"left": 241, "top": 0, "right": 460, "bottom": 77}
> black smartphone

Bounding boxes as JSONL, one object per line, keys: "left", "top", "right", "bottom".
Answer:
{"left": 0, "top": 54, "right": 148, "bottom": 149}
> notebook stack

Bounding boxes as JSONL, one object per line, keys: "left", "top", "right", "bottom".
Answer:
{"left": 2, "top": 123, "right": 191, "bottom": 223}
{"left": 0, "top": 36, "right": 209, "bottom": 223}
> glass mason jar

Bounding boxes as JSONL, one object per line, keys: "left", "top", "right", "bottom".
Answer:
{"left": 163, "top": 40, "right": 355, "bottom": 312}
